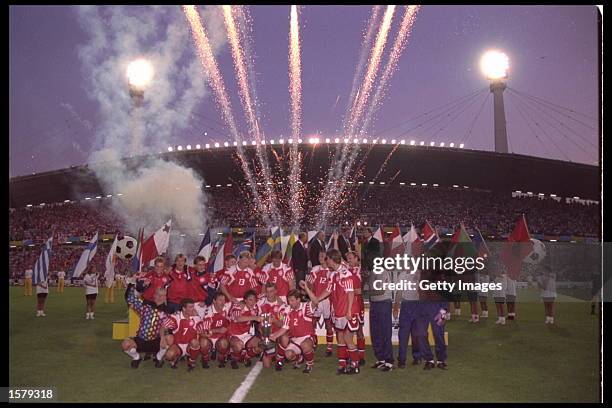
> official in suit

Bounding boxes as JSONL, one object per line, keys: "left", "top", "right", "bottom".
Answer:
{"left": 308, "top": 231, "right": 326, "bottom": 267}
{"left": 291, "top": 232, "right": 309, "bottom": 287}
{"left": 337, "top": 227, "right": 354, "bottom": 261}
{"left": 362, "top": 228, "right": 381, "bottom": 273}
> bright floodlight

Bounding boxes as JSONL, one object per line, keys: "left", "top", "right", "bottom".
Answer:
{"left": 480, "top": 50, "right": 509, "bottom": 80}
{"left": 127, "top": 59, "right": 154, "bottom": 89}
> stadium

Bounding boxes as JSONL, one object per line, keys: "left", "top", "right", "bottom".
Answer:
{"left": 9, "top": 5, "right": 602, "bottom": 405}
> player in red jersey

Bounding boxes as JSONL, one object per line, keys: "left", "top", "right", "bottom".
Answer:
{"left": 306, "top": 250, "right": 335, "bottom": 357}
{"left": 257, "top": 282, "right": 289, "bottom": 368}
{"left": 214, "top": 254, "right": 237, "bottom": 290}
{"left": 136, "top": 257, "right": 171, "bottom": 304}
{"left": 161, "top": 298, "right": 203, "bottom": 371}
{"left": 189, "top": 256, "right": 216, "bottom": 315}
{"left": 221, "top": 251, "right": 260, "bottom": 304}
{"left": 347, "top": 251, "right": 366, "bottom": 366}
{"left": 310, "top": 249, "right": 361, "bottom": 374}
{"left": 227, "top": 289, "right": 263, "bottom": 369}
{"left": 259, "top": 250, "right": 295, "bottom": 302}
{"left": 271, "top": 288, "right": 318, "bottom": 373}
{"left": 166, "top": 254, "right": 193, "bottom": 313}
{"left": 199, "top": 292, "right": 231, "bottom": 368}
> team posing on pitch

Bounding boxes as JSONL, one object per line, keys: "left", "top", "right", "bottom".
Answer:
{"left": 122, "top": 248, "right": 377, "bottom": 374}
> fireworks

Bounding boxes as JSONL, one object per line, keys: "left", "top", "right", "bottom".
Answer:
{"left": 288, "top": 5, "right": 304, "bottom": 226}
{"left": 183, "top": 5, "right": 271, "bottom": 225}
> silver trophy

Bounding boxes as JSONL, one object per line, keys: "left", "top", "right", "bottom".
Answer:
{"left": 260, "top": 313, "right": 274, "bottom": 350}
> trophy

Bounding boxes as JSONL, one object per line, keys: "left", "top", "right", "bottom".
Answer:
{"left": 260, "top": 313, "right": 275, "bottom": 350}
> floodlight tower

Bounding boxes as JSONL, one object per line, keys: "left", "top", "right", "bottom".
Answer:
{"left": 481, "top": 50, "right": 510, "bottom": 154}
{"left": 126, "top": 59, "right": 153, "bottom": 151}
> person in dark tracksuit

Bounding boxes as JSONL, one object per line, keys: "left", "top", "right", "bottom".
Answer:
{"left": 394, "top": 269, "right": 422, "bottom": 368}
{"left": 366, "top": 267, "right": 394, "bottom": 371}
{"left": 416, "top": 267, "right": 450, "bottom": 370}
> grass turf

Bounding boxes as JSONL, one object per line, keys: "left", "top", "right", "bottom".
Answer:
{"left": 9, "top": 286, "right": 600, "bottom": 403}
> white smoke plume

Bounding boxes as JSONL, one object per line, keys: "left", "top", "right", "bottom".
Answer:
{"left": 76, "top": 5, "right": 226, "bottom": 243}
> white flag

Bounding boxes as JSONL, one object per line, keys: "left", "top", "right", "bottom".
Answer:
{"left": 72, "top": 232, "right": 99, "bottom": 278}
{"left": 105, "top": 234, "right": 119, "bottom": 288}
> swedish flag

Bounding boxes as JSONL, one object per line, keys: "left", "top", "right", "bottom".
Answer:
{"left": 256, "top": 227, "right": 281, "bottom": 267}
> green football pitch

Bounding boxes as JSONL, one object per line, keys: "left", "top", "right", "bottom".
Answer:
{"left": 9, "top": 286, "right": 600, "bottom": 403}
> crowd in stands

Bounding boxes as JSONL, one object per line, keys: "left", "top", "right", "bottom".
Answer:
{"left": 9, "top": 185, "right": 599, "bottom": 279}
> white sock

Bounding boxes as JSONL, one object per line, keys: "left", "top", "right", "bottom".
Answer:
{"left": 125, "top": 347, "right": 140, "bottom": 360}
{"left": 36, "top": 310, "right": 41, "bottom": 316}
{"left": 156, "top": 347, "right": 168, "bottom": 361}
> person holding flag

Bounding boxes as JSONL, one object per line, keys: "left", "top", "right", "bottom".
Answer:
{"left": 448, "top": 224, "right": 478, "bottom": 322}
{"left": 71, "top": 232, "right": 99, "bottom": 279}
{"left": 83, "top": 265, "right": 100, "bottom": 320}
{"left": 56, "top": 270, "right": 66, "bottom": 294}
{"left": 33, "top": 237, "right": 52, "bottom": 316}
{"left": 473, "top": 227, "right": 492, "bottom": 318}
{"left": 104, "top": 235, "right": 119, "bottom": 304}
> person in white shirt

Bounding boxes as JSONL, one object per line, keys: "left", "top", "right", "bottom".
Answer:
{"left": 537, "top": 267, "right": 557, "bottom": 324}
{"left": 56, "top": 270, "right": 66, "bottom": 294}
{"left": 36, "top": 278, "right": 49, "bottom": 317}
{"left": 83, "top": 266, "right": 99, "bottom": 320}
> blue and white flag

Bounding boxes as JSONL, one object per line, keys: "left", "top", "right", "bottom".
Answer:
{"left": 105, "top": 234, "right": 119, "bottom": 288}
{"left": 33, "top": 237, "right": 53, "bottom": 285}
{"left": 197, "top": 228, "right": 213, "bottom": 261}
{"left": 72, "top": 232, "right": 99, "bottom": 278}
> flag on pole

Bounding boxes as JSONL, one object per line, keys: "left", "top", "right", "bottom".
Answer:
{"left": 207, "top": 238, "right": 221, "bottom": 273}
{"left": 447, "top": 224, "right": 477, "bottom": 259}
{"left": 402, "top": 223, "right": 423, "bottom": 257}
{"left": 473, "top": 227, "right": 491, "bottom": 259}
{"left": 131, "top": 227, "right": 144, "bottom": 273}
{"left": 140, "top": 220, "right": 172, "bottom": 267}
{"left": 307, "top": 230, "right": 318, "bottom": 244}
{"left": 33, "top": 237, "right": 53, "bottom": 285}
{"left": 283, "top": 232, "right": 296, "bottom": 264}
{"left": 72, "top": 232, "right": 99, "bottom": 278}
{"left": 388, "top": 225, "right": 405, "bottom": 256}
{"left": 234, "top": 232, "right": 255, "bottom": 258}
{"left": 197, "top": 228, "right": 213, "bottom": 261}
{"left": 351, "top": 224, "right": 361, "bottom": 256}
{"left": 271, "top": 227, "right": 282, "bottom": 252}
{"left": 256, "top": 229, "right": 278, "bottom": 267}
{"left": 421, "top": 221, "right": 441, "bottom": 252}
{"left": 500, "top": 214, "right": 533, "bottom": 280}
{"left": 280, "top": 229, "right": 291, "bottom": 257}
{"left": 104, "top": 234, "right": 119, "bottom": 288}
{"left": 326, "top": 230, "right": 339, "bottom": 251}
{"left": 373, "top": 225, "right": 384, "bottom": 243}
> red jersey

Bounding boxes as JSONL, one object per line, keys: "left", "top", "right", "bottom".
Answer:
{"left": 325, "top": 266, "right": 358, "bottom": 318}
{"left": 140, "top": 272, "right": 171, "bottom": 303}
{"left": 349, "top": 265, "right": 365, "bottom": 313}
{"left": 257, "top": 297, "right": 288, "bottom": 334}
{"left": 167, "top": 267, "right": 192, "bottom": 304}
{"left": 162, "top": 312, "right": 202, "bottom": 344}
{"left": 228, "top": 302, "right": 260, "bottom": 336}
{"left": 221, "top": 266, "right": 259, "bottom": 300}
{"left": 282, "top": 302, "right": 316, "bottom": 338}
{"left": 307, "top": 265, "right": 332, "bottom": 297}
{"left": 201, "top": 303, "right": 231, "bottom": 339}
{"left": 214, "top": 268, "right": 229, "bottom": 286}
{"left": 260, "top": 263, "right": 295, "bottom": 297}
{"left": 189, "top": 270, "right": 215, "bottom": 303}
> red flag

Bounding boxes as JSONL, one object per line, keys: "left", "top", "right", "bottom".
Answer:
{"left": 500, "top": 215, "right": 533, "bottom": 280}
{"left": 388, "top": 225, "right": 405, "bottom": 257}
{"left": 140, "top": 220, "right": 172, "bottom": 267}
{"left": 224, "top": 230, "right": 234, "bottom": 258}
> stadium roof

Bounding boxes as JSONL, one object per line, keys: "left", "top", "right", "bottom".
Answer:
{"left": 8, "top": 144, "right": 599, "bottom": 208}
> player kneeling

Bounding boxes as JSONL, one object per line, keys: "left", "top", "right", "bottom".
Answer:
{"left": 161, "top": 298, "right": 203, "bottom": 371}
{"left": 199, "top": 292, "right": 231, "bottom": 368}
{"left": 228, "top": 290, "right": 263, "bottom": 369}
{"left": 270, "top": 288, "right": 317, "bottom": 374}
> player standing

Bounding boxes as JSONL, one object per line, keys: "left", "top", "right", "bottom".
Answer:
{"left": 166, "top": 254, "right": 192, "bottom": 314}
{"left": 189, "top": 255, "right": 216, "bottom": 314}
{"left": 309, "top": 249, "right": 361, "bottom": 374}
{"left": 83, "top": 266, "right": 99, "bottom": 320}
{"left": 259, "top": 250, "right": 295, "bottom": 302}
{"left": 221, "top": 251, "right": 259, "bottom": 304}
{"left": 306, "top": 250, "right": 334, "bottom": 356}
{"left": 346, "top": 251, "right": 366, "bottom": 366}
{"left": 136, "top": 257, "right": 171, "bottom": 304}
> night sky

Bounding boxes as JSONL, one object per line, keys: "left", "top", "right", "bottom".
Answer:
{"left": 9, "top": 5, "right": 600, "bottom": 178}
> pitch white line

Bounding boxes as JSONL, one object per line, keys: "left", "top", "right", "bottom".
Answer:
{"left": 228, "top": 361, "right": 263, "bottom": 403}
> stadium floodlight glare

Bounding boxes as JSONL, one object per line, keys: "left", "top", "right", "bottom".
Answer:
{"left": 204, "top": 132, "right": 208, "bottom": 136}
{"left": 186, "top": 145, "right": 192, "bottom": 150}
{"left": 106, "top": 194, "right": 112, "bottom": 198}
{"left": 279, "top": 139, "right": 285, "bottom": 144}
{"left": 420, "top": 141, "right": 425, "bottom": 146}
{"left": 430, "top": 141, "right": 435, "bottom": 146}
{"left": 242, "top": 141, "right": 247, "bottom": 146}
{"left": 288, "top": 139, "right": 293, "bottom": 144}
{"left": 177, "top": 145, "right": 183, "bottom": 151}
{"left": 372, "top": 139, "right": 378, "bottom": 144}
{"left": 354, "top": 138, "right": 359, "bottom": 144}
{"left": 195, "top": 144, "right": 201, "bottom": 149}
{"left": 573, "top": 196, "right": 580, "bottom": 199}
{"left": 357, "top": 221, "right": 361, "bottom": 226}
{"left": 227, "top": 184, "right": 232, "bottom": 187}
{"left": 117, "top": 193, "right": 123, "bottom": 196}
{"left": 400, "top": 182, "right": 405, "bottom": 185}
{"left": 205, "top": 143, "right": 210, "bottom": 149}
{"left": 369, "top": 181, "right": 375, "bottom": 185}
{"left": 126, "top": 59, "right": 154, "bottom": 89}
{"left": 298, "top": 139, "right": 303, "bottom": 143}
{"left": 433, "top": 184, "right": 439, "bottom": 187}
{"left": 214, "top": 142, "right": 219, "bottom": 148}
{"left": 459, "top": 143, "right": 465, "bottom": 148}
{"left": 391, "top": 139, "right": 396, "bottom": 144}
{"left": 325, "top": 138, "right": 331, "bottom": 143}
{"left": 550, "top": 194, "right": 557, "bottom": 197}
{"left": 334, "top": 138, "right": 340, "bottom": 143}
{"left": 480, "top": 50, "right": 509, "bottom": 80}
{"left": 453, "top": 185, "right": 460, "bottom": 188}
{"left": 216, "top": 184, "right": 221, "bottom": 187}
{"left": 381, "top": 139, "right": 387, "bottom": 144}
{"left": 168, "top": 146, "right": 173, "bottom": 152}
{"left": 363, "top": 221, "right": 368, "bottom": 225}
{"left": 64, "top": 199, "right": 70, "bottom": 203}
{"left": 410, "top": 140, "right": 415, "bottom": 145}
{"left": 380, "top": 182, "right": 385, "bottom": 185}
{"left": 440, "top": 142, "right": 445, "bottom": 147}
{"left": 410, "top": 183, "right": 416, "bottom": 186}
{"left": 400, "top": 140, "right": 405, "bottom": 145}
{"left": 224, "top": 142, "right": 229, "bottom": 147}
{"left": 250, "top": 140, "right": 256, "bottom": 146}
{"left": 40, "top": 203, "right": 45, "bottom": 206}
{"left": 344, "top": 138, "right": 349, "bottom": 143}
{"left": 363, "top": 138, "right": 368, "bottom": 143}
{"left": 205, "top": 185, "right": 211, "bottom": 188}
{"left": 422, "top": 183, "right": 427, "bottom": 186}
{"left": 261, "top": 140, "right": 266, "bottom": 145}
{"left": 85, "top": 197, "right": 91, "bottom": 200}
{"left": 449, "top": 143, "right": 455, "bottom": 147}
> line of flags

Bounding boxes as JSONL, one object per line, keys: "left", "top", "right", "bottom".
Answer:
{"left": 29, "top": 215, "right": 534, "bottom": 283}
